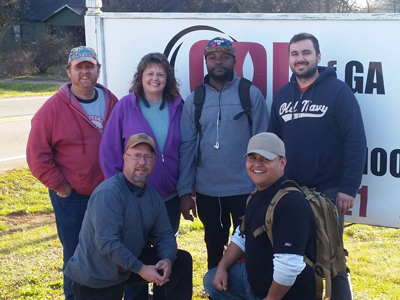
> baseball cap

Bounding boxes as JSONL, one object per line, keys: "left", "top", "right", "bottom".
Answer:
{"left": 204, "top": 37, "right": 236, "bottom": 58}
{"left": 125, "top": 133, "right": 156, "bottom": 153}
{"left": 244, "top": 132, "right": 285, "bottom": 160}
{"left": 68, "top": 46, "right": 98, "bottom": 66}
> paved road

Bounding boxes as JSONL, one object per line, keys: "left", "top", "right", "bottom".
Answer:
{"left": 0, "top": 96, "right": 48, "bottom": 173}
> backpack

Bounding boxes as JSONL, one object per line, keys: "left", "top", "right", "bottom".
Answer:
{"left": 240, "top": 180, "right": 347, "bottom": 300}
{"left": 193, "top": 77, "right": 253, "bottom": 133}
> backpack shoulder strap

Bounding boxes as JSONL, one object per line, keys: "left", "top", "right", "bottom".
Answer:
{"left": 239, "top": 188, "right": 258, "bottom": 235}
{"left": 193, "top": 84, "right": 205, "bottom": 132}
{"left": 281, "top": 179, "right": 302, "bottom": 190}
{"left": 250, "top": 187, "right": 300, "bottom": 240}
{"left": 246, "top": 188, "right": 258, "bottom": 206}
{"left": 233, "top": 78, "right": 252, "bottom": 126}
{"left": 263, "top": 187, "right": 300, "bottom": 245}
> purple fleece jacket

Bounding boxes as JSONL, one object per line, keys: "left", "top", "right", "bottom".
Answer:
{"left": 99, "top": 92, "right": 183, "bottom": 199}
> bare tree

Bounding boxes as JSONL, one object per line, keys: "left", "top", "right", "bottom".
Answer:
{"left": 235, "top": 0, "right": 359, "bottom": 13}
{"left": 0, "top": 0, "right": 27, "bottom": 45}
{"left": 359, "top": 0, "right": 400, "bottom": 12}
{"left": 185, "top": 0, "right": 205, "bottom": 11}
{"left": 101, "top": 0, "right": 366, "bottom": 13}
{"left": 102, "top": 0, "right": 177, "bottom": 12}
{"left": 379, "top": 0, "right": 400, "bottom": 12}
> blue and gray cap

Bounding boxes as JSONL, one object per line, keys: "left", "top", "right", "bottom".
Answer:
{"left": 68, "top": 46, "right": 98, "bottom": 66}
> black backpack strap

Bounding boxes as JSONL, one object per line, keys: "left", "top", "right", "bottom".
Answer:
{"left": 193, "top": 84, "right": 206, "bottom": 167}
{"left": 233, "top": 78, "right": 252, "bottom": 126}
{"left": 193, "top": 84, "right": 205, "bottom": 133}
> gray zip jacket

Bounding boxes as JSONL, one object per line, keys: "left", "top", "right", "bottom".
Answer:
{"left": 177, "top": 73, "right": 269, "bottom": 197}
{"left": 64, "top": 172, "right": 177, "bottom": 288}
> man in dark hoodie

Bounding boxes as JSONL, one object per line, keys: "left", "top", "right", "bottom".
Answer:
{"left": 268, "top": 32, "right": 366, "bottom": 300}
{"left": 26, "top": 46, "right": 118, "bottom": 300}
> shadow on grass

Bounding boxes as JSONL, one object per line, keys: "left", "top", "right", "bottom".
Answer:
{"left": 0, "top": 213, "right": 55, "bottom": 237}
{"left": 0, "top": 232, "right": 58, "bottom": 255}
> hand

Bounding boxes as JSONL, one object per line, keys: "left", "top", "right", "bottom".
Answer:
{"left": 180, "top": 194, "right": 197, "bottom": 221}
{"left": 213, "top": 266, "right": 228, "bottom": 291}
{"left": 56, "top": 185, "right": 73, "bottom": 198}
{"left": 137, "top": 264, "right": 166, "bottom": 286}
{"left": 336, "top": 192, "right": 355, "bottom": 214}
{"left": 154, "top": 258, "right": 172, "bottom": 286}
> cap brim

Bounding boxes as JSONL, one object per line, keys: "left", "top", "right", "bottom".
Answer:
{"left": 204, "top": 47, "right": 235, "bottom": 57}
{"left": 70, "top": 58, "right": 97, "bottom": 66}
{"left": 243, "top": 150, "right": 278, "bottom": 160}
{"left": 125, "top": 141, "right": 156, "bottom": 153}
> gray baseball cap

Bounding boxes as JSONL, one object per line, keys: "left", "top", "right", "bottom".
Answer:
{"left": 68, "top": 46, "right": 98, "bottom": 66}
{"left": 244, "top": 132, "right": 285, "bottom": 160}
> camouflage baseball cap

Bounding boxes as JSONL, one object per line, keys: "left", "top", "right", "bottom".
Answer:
{"left": 204, "top": 37, "right": 236, "bottom": 58}
{"left": 68, "top": 46, "right": 98, "bottom": 66}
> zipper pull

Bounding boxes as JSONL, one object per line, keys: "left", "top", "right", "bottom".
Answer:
{"left": 161, "top": 153, "right": 165, "bottom": 162}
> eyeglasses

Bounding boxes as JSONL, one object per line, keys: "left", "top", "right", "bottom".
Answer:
{"left": 125, "top": 153, "right": 155, "bottom": 163}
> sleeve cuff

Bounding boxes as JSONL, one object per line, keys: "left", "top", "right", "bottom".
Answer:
{"left": 273, "top": 253, "right": 305, "bottom": 286}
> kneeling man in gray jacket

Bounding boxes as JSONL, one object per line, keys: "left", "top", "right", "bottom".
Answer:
{"left": 65, "top": 133, "right": 192, "bottom": 300}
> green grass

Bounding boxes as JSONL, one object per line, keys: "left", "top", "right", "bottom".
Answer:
{"left": 0, "top": 168, "right": 52, "bottom": 218}
{"left": 344, "top": 224, "right": 400, "bottom": 300}
{"left": 0, "top": 223, "right": 63, "bottom": 300}
{"left": 1, "top": 168, "right": 400, "bottom": 299}
{"left": 0, "top": 82, "right": 62, "bottom": 98}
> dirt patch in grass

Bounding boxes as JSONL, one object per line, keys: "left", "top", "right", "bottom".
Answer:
{"left": 0, "top": 213, "right": 55, "bottom": 237}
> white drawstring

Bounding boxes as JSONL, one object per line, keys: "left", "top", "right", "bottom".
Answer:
{"left": 218, "top": 197, "right": 223, "bottom": 227}
{"left": 214, "top": 114, "right": 220, "bottom": 149}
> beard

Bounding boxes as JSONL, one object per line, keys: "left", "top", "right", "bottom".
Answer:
{"left": 131, "top": 173, "right": 149, "bottom": 183}
{"left": 207, "top": 66, "right": 234, "bottom": 82}
{"left": 292, "top": 62, "right": 318, "bottom": 79}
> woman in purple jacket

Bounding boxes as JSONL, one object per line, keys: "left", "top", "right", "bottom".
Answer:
{"left": 100, "top": 52, "right": 183, "bottom": 233}
{"left": 99, "top": 53, "right": 183, "bottom": 300}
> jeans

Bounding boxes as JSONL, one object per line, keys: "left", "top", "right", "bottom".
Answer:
{"left": 322, "top": 187, "right": 352, "bottom": 300}
{"left": 196, "top": 193, "right": 248, "bottom": 270}
{"left": 203, "top": 262, "right": 261, "bottom": 300}
{"left": 124, "top": 194, "right": 181, "bottom": 300}
{"left": 49, "top": 189, "right": 90, "bottom": 300}
{"left": 71, "top": 248, "right": 193, "bottom": 300}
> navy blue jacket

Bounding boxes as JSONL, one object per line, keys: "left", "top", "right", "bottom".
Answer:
{"left": 268, "top": 67, "right": 366, "bottom": 197}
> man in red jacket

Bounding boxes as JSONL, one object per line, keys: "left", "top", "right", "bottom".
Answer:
{"left": 26, "top": 46, "right": 118, "bottom": 300}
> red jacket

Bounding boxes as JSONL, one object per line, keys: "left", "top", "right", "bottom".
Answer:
{"left": 26, "top": 83, "right": 118, "bottom": 195}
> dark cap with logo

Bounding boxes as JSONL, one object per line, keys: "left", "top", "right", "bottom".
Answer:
{"left": 204, "top": 37, "right": 236, "bottom": 58}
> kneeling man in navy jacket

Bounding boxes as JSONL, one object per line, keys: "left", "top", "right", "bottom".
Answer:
{"left": 203, "top": 132, "right": 316, "bottom": 300}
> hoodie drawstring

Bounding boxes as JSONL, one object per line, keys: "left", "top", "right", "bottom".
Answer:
{"left": 68, "top": 92, "right": 86, "bottom": 154}
{"left": 70, "top": 108, "right": 86, "bottom": 154}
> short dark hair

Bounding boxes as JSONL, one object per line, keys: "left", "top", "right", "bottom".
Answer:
{"left": 129, "top": 52, "right": 180, "bottom": 101}
{"left": 289, "top": 32, "right": 320, "bottom": 55}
